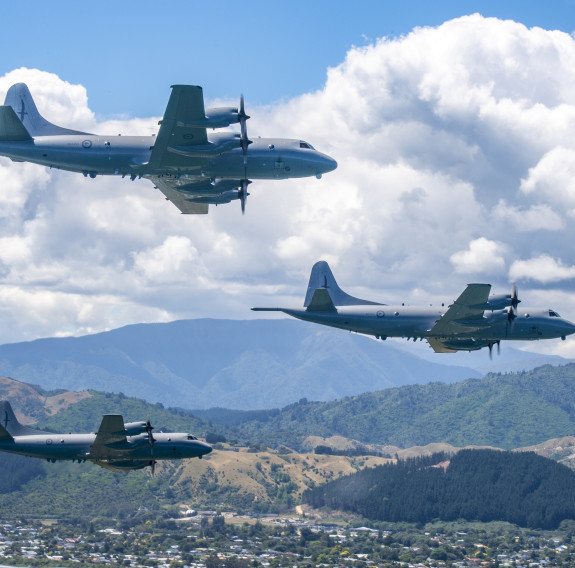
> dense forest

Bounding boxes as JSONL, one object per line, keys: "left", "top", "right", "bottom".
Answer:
{"left": 198, "top": 364, "right": 575, "bottom": 450}
{"left": 303, "top": 449, "right": 575, "bottom": 529}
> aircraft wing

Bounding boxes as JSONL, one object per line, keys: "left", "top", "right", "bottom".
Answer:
{"left": 148, "top": 85, "right": 208, "bottom": 171}
{"left": 150, "top": 177, "right": 209, "bottom": 214}
{"left": 429, "top": 283, "right": 491, "bottom": 335}
{"left": 89, "top": 415, "right": 127, "bottom": 459}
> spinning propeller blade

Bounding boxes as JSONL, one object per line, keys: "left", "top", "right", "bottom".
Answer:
{"left": 237, "top": 95, "right": 252, "bottom": 215}
{"left": 507, "top": 284, "right": 520, "bottom": 330}
{"left": 146, "top": 418, "right": 156, "bottom": 475}
{"left": 238, "top": 94, "right": 251, "bottom": 168}
{"left": 240, "top": 179, "right": 251, "bottom": 215}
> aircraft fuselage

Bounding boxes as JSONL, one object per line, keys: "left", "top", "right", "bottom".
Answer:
{"left": 279, "top": 305, "right": 575, "bottom": 344}
{"left": 0, "top": 134, "right": 336, "bottom": 180}
{"left": 0, "top": 432, "right": 211, "bottom": 463}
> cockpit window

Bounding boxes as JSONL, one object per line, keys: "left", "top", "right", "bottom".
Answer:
{"left": 299, "top": 141, "right": 315, "bottom": 149}
{"left": 549, "top": 310, "right": 561, "bottom": 317}
{"left": 187, "top": 434, "right": 197, "bottom": 440}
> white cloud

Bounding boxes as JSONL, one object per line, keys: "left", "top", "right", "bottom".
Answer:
{"left": 509, "top": 255, "right": 575, "bottom": 283}
{"left": 3, "top": 14, "right": 575, "bottom": 358}
{"left": 132, "top": 236, "right": 207, "bottom": 284}
{"left": 520, "top": 147, "right": 575, "bottom": 211}
{"left": 450, "top": 238, "right": 507, "bottom": 274}
{"left": 492, "top": 200, "right": 564, "bottom": 231}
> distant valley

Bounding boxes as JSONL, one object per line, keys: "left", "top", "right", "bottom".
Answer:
{"left": 0, "top": 318, "right": 568, "bottom": 410}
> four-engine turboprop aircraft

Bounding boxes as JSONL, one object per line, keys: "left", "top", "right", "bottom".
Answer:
{"left": 0, "top": 83, "right": 337, "bottom": 214}
{"left": 0, "top": 401, "right": 211, "bottom": 473}
{"left": 252, "top": 261, "right": 575, "bottom": 355}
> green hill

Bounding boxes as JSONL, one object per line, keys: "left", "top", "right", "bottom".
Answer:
{"left": 210, "top": 364, "right": 575, "bottom": 450}
{"left": 303, "top": 449, "right": 575, "bottom": 530}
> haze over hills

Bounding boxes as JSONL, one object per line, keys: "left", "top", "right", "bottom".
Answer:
{"left": 0, "top": 318, "right": 486, "bottom": 410}
{"left": 0, "top": 318, "right": 569, "bottom": 411}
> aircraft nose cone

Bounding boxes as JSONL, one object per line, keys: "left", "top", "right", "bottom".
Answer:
{"left": 201, "top": 442, "right": 213, "bottom": 455}
{"left": 322, "top": 155, "right": 338, "bottom": 173}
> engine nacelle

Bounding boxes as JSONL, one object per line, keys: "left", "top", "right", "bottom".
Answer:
{"left": 122, "top": 421, "right": 148, "bottom": 436}
{"left": 204, "top": 107, "right": 240, "bottom": 128}
{"left": 484, "top": 294, "right": 512, "bottom": 311}
{"left": 177, "top": 107, "right": 240, "bottom": 129}
{"left": 177, "top": 179, "right": 242, "bottom": 196}
{"left": 187, "top": 189, "right": 241, "bottom": 205}
{"left": 442, "top": 338, "right": 490, "bottom": 352}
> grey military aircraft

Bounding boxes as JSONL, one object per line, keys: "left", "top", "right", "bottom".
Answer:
{"left": 0, "top": 401, "right": 211, "bottom": 473}
{"left": 0, "top": 83, "right": 337, "bottom": 214}
{"left": 252, "top": 261, "right": 575, "bottom": 355}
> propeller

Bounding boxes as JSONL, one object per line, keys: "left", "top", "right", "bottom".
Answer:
{"left": 145, "top": 418, "right": 156, "bottom": 475}
{"left": 507, "top": 284, "right": 520, "bottom": 331}
{"left": 238, "top": 94, "right": 251, "bottom": 166}
{"left": 240, "top": 179, "right": 251, "bottom": 215}
{"left": 145, "top": 418, "right": 155, "bottom": 446}
{"left": 238, "top": 95, "right": 251, "bottom": 214}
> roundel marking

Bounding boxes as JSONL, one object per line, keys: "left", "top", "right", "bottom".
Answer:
{"left": 82, "top": 140, "right": 92, "bottom": 148}
{"left": 376, "top": 310, "right": 385, "bottom": 318}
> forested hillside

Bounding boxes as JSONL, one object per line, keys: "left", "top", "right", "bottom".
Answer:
{"left": 303, "top": 449, "right": 575, "bottom": 529}
{"left": 209, "top": 364, "right": 575, "bottom": 450}
{"left": 4, "top": 364, "right": 575, "bottom": 453}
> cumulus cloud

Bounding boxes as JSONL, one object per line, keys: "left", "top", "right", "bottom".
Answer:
{"left": 520, "top": 147, "right": 575, "bottom": 211}
{"left": 450, "top": 238, "right": 507, "bottom": 274}
{"left": 509, "top": 255, "right": 575, "bottom": 283}
{"left": 492, "top": 200, "right": 564, "bottom": 231}
{"left": 3, "top": 14, "right": 575, "bottom": 358}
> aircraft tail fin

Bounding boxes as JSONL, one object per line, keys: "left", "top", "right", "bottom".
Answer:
{"left": 0, "top": 401, "right": 46, "bottom": 437}
{"left": 303, "top": 261, "right": 382, "bottom": 308}
{"left": 3, "top": 83, "right": 89, "bottom": 137}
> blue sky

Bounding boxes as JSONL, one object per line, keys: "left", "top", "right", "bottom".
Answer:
{"left": 2, "top": 3, "right": 575, "bottom": 363}
{"left": 2, "top": 1, "right": 574, "bottom": 117}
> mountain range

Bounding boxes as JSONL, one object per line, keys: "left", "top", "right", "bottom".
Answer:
{"left": 4, "top": 371, "right": 575, "bottom": 520}
{"left": 0, "top": 318, "right": 568, "bottom": 410}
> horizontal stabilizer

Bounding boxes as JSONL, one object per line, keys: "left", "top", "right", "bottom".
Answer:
{"left": 306, "top": 288, "right": 336, "bottom": 311}
{"left": 0, "top": 423, "right": 13, "bottom": 442}
{"left": 0, "top": 106, "right": 32, "bottom": 141}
